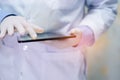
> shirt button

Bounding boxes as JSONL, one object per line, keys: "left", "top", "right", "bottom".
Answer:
{"left": 20, "top": 71, "right": 23, "bottom": 75}
{"left": 19, "top": 72, "right": 23, "bottom": 80}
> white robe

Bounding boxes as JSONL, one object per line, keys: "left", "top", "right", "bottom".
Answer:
{"left": 0, "top": 0, "right": 117, "bottom": 80}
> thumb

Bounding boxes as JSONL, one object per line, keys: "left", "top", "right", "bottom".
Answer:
{"left": 69, "top": 28, "right": 82, "bottom": 35}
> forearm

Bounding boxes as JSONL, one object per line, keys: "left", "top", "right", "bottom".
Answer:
{"left": 79, "top": 0, "right": 118, "bottom": 41}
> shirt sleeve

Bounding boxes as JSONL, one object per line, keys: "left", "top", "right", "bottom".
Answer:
{"left": 79, "top": 0, "right": 118, "bottom": 41}
{"left": 0, "top": 9, "right": 16, "bottom": 23}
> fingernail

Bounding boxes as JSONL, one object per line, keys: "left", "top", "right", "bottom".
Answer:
{"left": 32, "top": 34, "right": 37, "bottom": 39}
{"left": 39, "top": 29, "right": 44, "bottom": 33}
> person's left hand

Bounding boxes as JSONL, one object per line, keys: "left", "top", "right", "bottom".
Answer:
{"left": 43, "top": 28, "right": 82, "bottom": 49}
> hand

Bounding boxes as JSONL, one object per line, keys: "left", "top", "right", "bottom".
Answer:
{"left": 0, "top": 16, "right": 44, "bottom": 39}
{"left": 43, "top": 28, "right": 82, "bottom": 49}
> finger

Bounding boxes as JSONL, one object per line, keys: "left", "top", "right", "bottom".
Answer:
{"left": 70, "top": 28, "right": 81, "bottom": 35}
{"left": 7, "top": 25, "right": 14, "bottom": 35}
{"left": 70, "top": 29, "right": 82, "bottom": 39}
{"left": 14, "top": 23, "right": 26, "bottom": 35}
{"left": 0, "top": 26, "right": 7, "bottom": 38}
{"left": 23, "top": 22, "right": 37, "bottom": 39}
{"left": 30, "top": 23, "right": 44, "bottom": 33}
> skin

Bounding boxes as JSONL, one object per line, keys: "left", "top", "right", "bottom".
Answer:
{"left": 0, "top": 16, "right": 82, "bottom": 48}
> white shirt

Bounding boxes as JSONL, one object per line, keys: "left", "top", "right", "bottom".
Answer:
{"left": 0, "top": 0, "right": 117, "bottom": 80}
{"left": 0, "top": 0, "right": 117, "bottom": 39}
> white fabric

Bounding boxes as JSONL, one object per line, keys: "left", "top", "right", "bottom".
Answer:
{"left": 0, "top": 0, "right": 117, "bottom": 80}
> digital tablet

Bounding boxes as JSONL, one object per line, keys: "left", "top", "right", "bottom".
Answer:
{"left": 17, "top": 32, "right": 76, "bottom": 43}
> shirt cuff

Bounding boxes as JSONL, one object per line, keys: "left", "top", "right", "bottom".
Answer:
{"left": 78, "top": 25, "right": 95, "bottom": 46}
{"left": 0, "top": 9, "right": 16, "bottom": 23}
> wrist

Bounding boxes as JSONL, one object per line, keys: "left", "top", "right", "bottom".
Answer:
{"left": 76, "top": 25, "right": 95, "bottom": 46}
{"left": 1, "top": 14, "right": 16, "bottom": 23}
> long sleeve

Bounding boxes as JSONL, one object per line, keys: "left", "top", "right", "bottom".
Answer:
{"left": 0, "top": 9, "right": 16, "bottom": 23}
{"left": 79, "top": 0, "right": 118, "bottom": 41}
{"left": 0, "top": 1, "right": 17, "bottom": 23}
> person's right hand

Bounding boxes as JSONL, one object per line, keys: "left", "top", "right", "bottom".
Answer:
{"left": 0, "top": 16, "right": 44, "bottom": 39}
